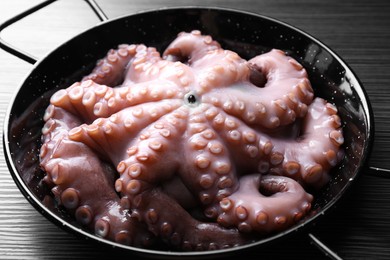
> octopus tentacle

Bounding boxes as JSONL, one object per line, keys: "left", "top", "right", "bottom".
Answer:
{"left": 83, "top": 44, "right": 186, "bottom": 88}
{"left": 267, "top": 98, "right": 344, "bottom": 188}
{"left": 68, "top": 100, "right": 183, "bottom": 163}
{"left": 193, "top": 49, "right": 250, "bottom": 94}
{"left": 217, "top": 174, "right": 313, "bottom": 234}
{"left": 164, "top": 31, "right": 249, "bottom": 93}
{"left": 205, "top": 98, "right": 343, "bottom": 189}
{"left": 122, "top": 80, "right": 188, "bottom": 103}
{"left": 180, "top": 109, "right": 240, "bottom": 219}
{"left": 50, "top": 80, "right": 187, "bottom": 121}
{"left": 83, "top": 44, "right": 140, "bottom": 86}
{"left": 125, "top": 54, "right": 196, "bottom": 90}
{"left": 202, "top": 108, "right": 267, "bottom": 174}
{"left": 163, "top": 30, "right": 221, "bottom": 64}
{"left": 206, "top": 109, "right": 284, "bottom": 176}
{"left": 202, "top": 49, "right": 313, "bottom": 128}
{"left": 122, "top": 45, "right": 167, "bottom": 85}
{"left": 115, "top": 107, "right": 189, "bottom": 198}
{"left": 40, "top": 106, "right": 154, "bottom": 247}
{"left": 131, "top": 187, "right": 250, "bottom": 250}
{"left": 50, "top": 80, "right": 132, "bottom": 121}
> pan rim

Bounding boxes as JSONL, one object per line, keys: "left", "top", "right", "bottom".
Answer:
{"left": 2, "top": 5, "right": 375, "bottom": 257}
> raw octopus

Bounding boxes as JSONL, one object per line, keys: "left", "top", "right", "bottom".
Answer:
{"left": 39, "top": 30, "right": 344, "bottom": 251}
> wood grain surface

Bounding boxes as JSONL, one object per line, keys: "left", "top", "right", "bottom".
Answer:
{"left": 0, "top": 0, "right": 389, "bottom": 259}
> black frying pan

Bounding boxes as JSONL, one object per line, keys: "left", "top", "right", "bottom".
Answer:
{"left": 1, "top": 3, "right": 378, "bottom": 259}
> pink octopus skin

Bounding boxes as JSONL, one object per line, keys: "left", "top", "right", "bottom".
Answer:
{"left": 40, "top": 105, "right": 155, "bottom": 247}
{"left": 39, "top": 30, "right": 344, "bottom": 251}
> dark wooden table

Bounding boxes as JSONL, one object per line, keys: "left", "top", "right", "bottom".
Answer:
{"left": 1, "top": 0, "right": 389, "bottom": 259}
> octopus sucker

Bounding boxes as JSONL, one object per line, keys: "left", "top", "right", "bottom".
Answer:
{"left": 39, "top": 30, "right": 344, "bottom": 251}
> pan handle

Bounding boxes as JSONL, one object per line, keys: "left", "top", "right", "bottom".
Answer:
{"left": 0, "top": 0, "right": 108, "bottom": 65}
{"left": 367, "top": 166, "right": 390, "bottom": 178}
{"left": 308, "top": 233, "right": 344, "bottom": 260}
